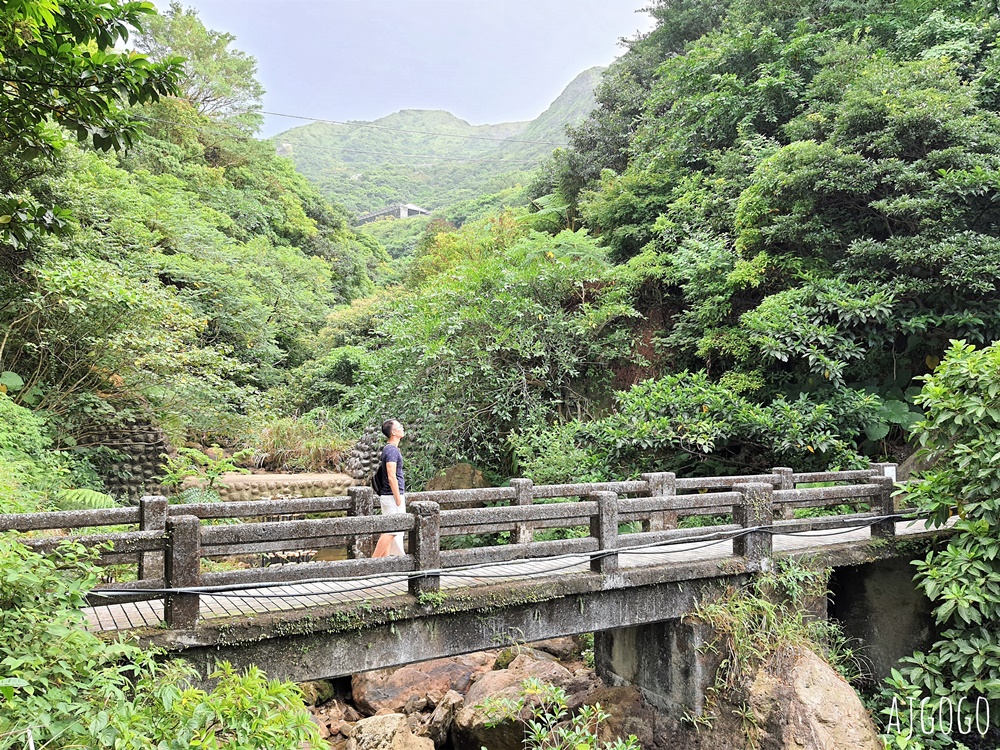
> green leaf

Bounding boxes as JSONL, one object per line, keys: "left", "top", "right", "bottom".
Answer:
{"left": 0, "top": 371, "right": 25, "bottom": 392}
{"left": 864, "top": 422, "right": 890, "bottom": 441}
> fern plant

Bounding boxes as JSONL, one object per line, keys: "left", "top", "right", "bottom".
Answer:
{"left": 54, "top": 488, "right": 118, "bottom": 510}
{"left": 173, "top": 487, "right": 222, "bottom": 504}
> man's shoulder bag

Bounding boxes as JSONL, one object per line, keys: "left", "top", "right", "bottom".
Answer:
{"left": 370, "top": 452, "right": 387, "bottom": 496}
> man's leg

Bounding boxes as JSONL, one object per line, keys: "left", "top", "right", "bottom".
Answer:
{"left": 372, "top": 533, "right": 393, "bottom": 558}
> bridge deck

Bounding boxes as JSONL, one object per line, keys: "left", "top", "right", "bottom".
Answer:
{"left": 84, "top": 518, "right": 936, "bottom": 633}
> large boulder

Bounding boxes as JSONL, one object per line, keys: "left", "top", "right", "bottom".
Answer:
{"left": 346, "top": 714, "right": 433, "bottom": 750}
{"left": 453, "top": 653, "right": 599, "bottom": 750}
{"left": 746, "top": 647, "right": 882, "bottom": 750}
{"left": 352, "top": 652, "right": 496, "bottom": 716}
{"left": 667, "top": 646, "right": 883, "bottom": 750}
{"left": 529, "top": 636, "right": 587, "bottom": 662}
{"left": 299, "top": 679, "right": 337, "bottom": 707}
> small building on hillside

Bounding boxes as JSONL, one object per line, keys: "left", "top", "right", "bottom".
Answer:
{"left": 355, "top": 203, "right": 431, "bottom": 225}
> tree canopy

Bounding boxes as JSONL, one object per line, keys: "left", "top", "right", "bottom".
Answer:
{"left": 0, "top": 0, "right": 181, "bottom": 249}
{"left": 133, "top": 0, "right": 265, "bottom": 131}
{"left": 0, "top": 0, "right": 181, "bottom": 153}
{"left": 0, "top": 3, "right": 382, "bottom": 513}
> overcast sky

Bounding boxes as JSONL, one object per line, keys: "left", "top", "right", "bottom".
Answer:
{"left": 154, "top": 1, "right": 656, "bottom": 137}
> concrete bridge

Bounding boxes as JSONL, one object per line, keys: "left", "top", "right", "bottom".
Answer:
{"left": 2, "top": 463, "right": 947, "bottom": 714}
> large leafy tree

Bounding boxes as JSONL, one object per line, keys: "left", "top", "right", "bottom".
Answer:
{"left": 0, "top": 0, "right": 181, "bottom": 249}
{"left": 133, "top": 1, "right": 265, "bottom": 131}
{"left": 0, "top": 0, "right": 180, "bottom": 153}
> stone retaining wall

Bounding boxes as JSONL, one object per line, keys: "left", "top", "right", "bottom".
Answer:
{"left": 92, "top": 426, "right": 172, "bottom": 502}
{"left": 186, "top": 473, "right": 356, "bottom": 502}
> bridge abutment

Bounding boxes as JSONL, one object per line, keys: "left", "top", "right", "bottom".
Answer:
{"left": 594, "top": 619, "right": 720, "bottom": 716}
{"left": 829, "top": 558, "right": 936, "bottom": 684}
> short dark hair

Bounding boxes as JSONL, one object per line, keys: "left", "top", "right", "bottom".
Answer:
{"left": 381, "top": 419, "right": 398, "bottom": 438}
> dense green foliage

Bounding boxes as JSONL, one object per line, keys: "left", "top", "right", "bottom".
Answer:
{"left": 5, "top": 0, "right": 1000, "bottom": 743}
{"left": 0, "top": 394, "right": 108, "bottom": 513}
{"left": 10, "top": 0, "right": 999, "bottom": 500}
{"left": 0, "top": 0, "right": 181, "bottom": 249}
{"left": 0, "top": 0, "right": 180, "bottom": 155}
{"left": 284, "top": 216, "right": 636, "bottom": 484}
{"left": 274, "top": 67, "right": 601, "bottom": 216}
{"left": 1, "top": 119, "right": 380, "bottom": 443}
{"left": 503, "top": 0, "right": 1000, "bottom": 482}
{"left": 881, "top": 340, "right": 1000, "bottom": 748}
{"left": 0, "top": 4, "right": 379, "bottom": 512}
{"left": 0, "top": 535, "right": 322, "bottom": 749}
{"left": 293, "top": 0, "right": 1000, "bottom": 486}
{"left": 514, "top": 371, "right": 878, "bottom": 483}
{"left": 358, "top": 214, "right": 433, "bottom": 259}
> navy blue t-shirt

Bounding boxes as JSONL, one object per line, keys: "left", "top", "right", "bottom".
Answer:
{"left": 381, "top": 444, "right": 404, "bottom": 494}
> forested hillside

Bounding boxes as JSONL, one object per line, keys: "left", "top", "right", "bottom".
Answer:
{"left": 299, "top": 0, "right": 1000, "bottom": 490}
{"left": 6, "top": 0, "right": 999, "bottom": 520}
{"left": 0, "top": 3, "right": 383, "bottom": 514}
{"left": 288, "top": 4, "right": 1000, "bottom": 736}
{"left": 273, "top": 67, "right": 602, "bottom": 215}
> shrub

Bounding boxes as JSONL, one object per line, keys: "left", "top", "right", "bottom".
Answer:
{"left": 0, "top": 534, "right": 322, "bottom": 749}
{"left": 879, "top": 340, "right": 1000, "bottom": 748}
{"left": 513, "top": 371, "right": 878, "bottom": 482}
{"left": 0, "top": 394, "right": 108, "bottom": 513}
{"left": 478, "top": 677, "right": 640, "bottom": 750}
{"left": 158, "top": 446, "right": 252, "bottom": 493}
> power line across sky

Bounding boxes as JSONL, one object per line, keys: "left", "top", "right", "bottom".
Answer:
{"left": 141, "top": 113, "right": 558, "bottom": 165}
{"left": 154, "top": 96, "right": 570, "bottom": 163}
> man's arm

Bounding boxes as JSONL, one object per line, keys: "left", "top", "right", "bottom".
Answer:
{"left": 385, "top": 461, "right": 402, "bottom": 506}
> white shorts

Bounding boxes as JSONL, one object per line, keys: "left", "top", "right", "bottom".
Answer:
{"left": 379, "top": 494, "right": 406, "bottom": 549}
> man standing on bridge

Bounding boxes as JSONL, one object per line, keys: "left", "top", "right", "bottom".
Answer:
{"left": 372, "top": 419, "right": 406, "bottom": 557}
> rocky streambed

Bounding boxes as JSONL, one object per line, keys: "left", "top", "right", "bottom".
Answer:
{"left": 301, "top": 637, "right": 884, "bottom": 750}
{"left": 302, "top": 636, "right": 663, "bottom": 750}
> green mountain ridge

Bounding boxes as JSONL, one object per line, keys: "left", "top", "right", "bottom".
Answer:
{"left": 272, "top": 67, "right": 603, "bottom": 216}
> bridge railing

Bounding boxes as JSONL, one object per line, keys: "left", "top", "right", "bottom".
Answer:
{"left": 0, "top": 463, "right": 897, "bottom": 629}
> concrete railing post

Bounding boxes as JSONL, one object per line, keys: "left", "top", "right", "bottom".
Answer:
{"left": 139, "top": 495, "right": 168, "bottom": 581}
{"left": 511, "top": 478, "right": 534, "bottom": 545}
{"left": 590, "top": 491, "right": 619, "bottom": 575}
{"left": 734, "top": 483, "right": 773, "bottom": 572}
{"left": 641, "top": 472, "right": 677, "bottom": 531}
{"left": 770, "top": 467, "right": 794, "bottom": 519}
{"left": 348, "top": 486, "right": 375, "bottom": 559}
{"left": 164, "top": 515, "right": 201, "bottom": 628}
{"left": 409, "top": 501, "right": 441, "bottom": 597}
{"left": 871, "top": 475, "right": 896, "bottom": 540}
{"left": 872, "top": 462, "right": 898, "bottom": 482}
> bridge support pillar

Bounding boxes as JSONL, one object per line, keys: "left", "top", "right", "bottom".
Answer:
{"left": 829, "top": 558, "right": 935, "bottom": 685}
{"left": 594, "top": 618, "right": 720, "bottom": 717}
